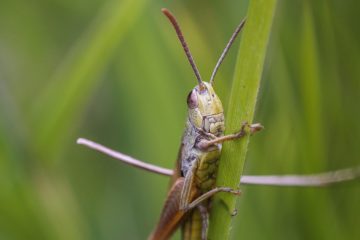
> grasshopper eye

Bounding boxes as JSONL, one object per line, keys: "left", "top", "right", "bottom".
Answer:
{"left": 187, "top": 90, "right": 198, "bottom": 109}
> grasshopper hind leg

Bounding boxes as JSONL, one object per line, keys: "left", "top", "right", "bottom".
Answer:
{"left": 181, "top": 205, "right": 208, "bottom": 240}
{"left": 182, "top": 187, "right": 241, "bottom": 211}
{"left": 198, "top": 204, "right": 209, "bottom": 240}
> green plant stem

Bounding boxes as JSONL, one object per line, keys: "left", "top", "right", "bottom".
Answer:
{"left": 208, "top": 0, "right": 277, "bottom": 239}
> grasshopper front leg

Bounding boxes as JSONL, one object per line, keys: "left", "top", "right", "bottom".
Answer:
{"left": 198, "top": 122, "right": 263, "bottom": 150}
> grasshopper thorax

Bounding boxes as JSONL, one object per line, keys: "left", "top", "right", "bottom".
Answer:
{"left": 187, "top": 82, "right": 225, "bottom": 137}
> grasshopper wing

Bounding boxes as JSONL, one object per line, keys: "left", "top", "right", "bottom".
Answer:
{"left": 170, "top": 143, "right": 185, "bottom": 186}
{"left": 148, "top": 178, "right": 187, "bottom": 240}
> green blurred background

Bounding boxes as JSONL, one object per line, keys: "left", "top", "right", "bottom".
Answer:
{"left": 0, "top": 0, "right": 359, "bottom": 239}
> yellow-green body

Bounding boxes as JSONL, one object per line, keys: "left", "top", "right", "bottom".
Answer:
{"left": 181, "top": 82, "right": 225, "bottom": 239}
{"left": 149, "top": 82, "right": 226, "bottom": 240}
{"left": 181, "top": 83, "right": 224, "bottom": 188}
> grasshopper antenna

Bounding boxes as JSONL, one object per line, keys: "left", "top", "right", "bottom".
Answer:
{"left": 162, "top": 8, "right": 204, "bottom": 87}
{"left": 209, "top": 18, "right": 246, "bottom": 85}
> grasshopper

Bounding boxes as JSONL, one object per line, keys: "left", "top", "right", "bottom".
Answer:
{"left": 77, "top": 8, "right": 360, "bottom": 240}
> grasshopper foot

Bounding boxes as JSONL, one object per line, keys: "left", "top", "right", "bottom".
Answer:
{"left": 234, "top": 121, "right": 263, "bottom": 138}
{"left": 231, "top": 208, "right": 238, "bottom": 217}
{"left": 230, "top": 188, "right": 241, "bottom": 196}
{"left": 219, "top": 187, "right": 241, "bottom": 196}
{"left": 249, "top": 123, "right": 264, "bottom": 134}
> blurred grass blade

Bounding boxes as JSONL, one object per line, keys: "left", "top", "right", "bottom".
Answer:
{"left": 208, "top": 0, "right": 277, "bottom": 239}
{"left": 298, "top": 2, "right": 325, "bottom": 170}
{"left": 31, "top": 0, "right": 147, "bottom": 160}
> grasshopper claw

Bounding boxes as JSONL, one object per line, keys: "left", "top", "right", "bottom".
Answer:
{"left": 249, "top": 123, "right": 264, "bottom": 134}
{"left": 231, "top": 189, "right": 242, "bottom": 196}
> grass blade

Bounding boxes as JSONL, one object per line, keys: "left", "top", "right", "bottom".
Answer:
{"left": 208, "top": 0, "right": 277, "bottom": 238}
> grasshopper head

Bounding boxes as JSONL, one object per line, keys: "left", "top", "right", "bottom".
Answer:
{"left": 187, "top": 82, "right": 225, "bottom": 136}
{"left": 161, "top": 8, "right": 244, "bottom": 137}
